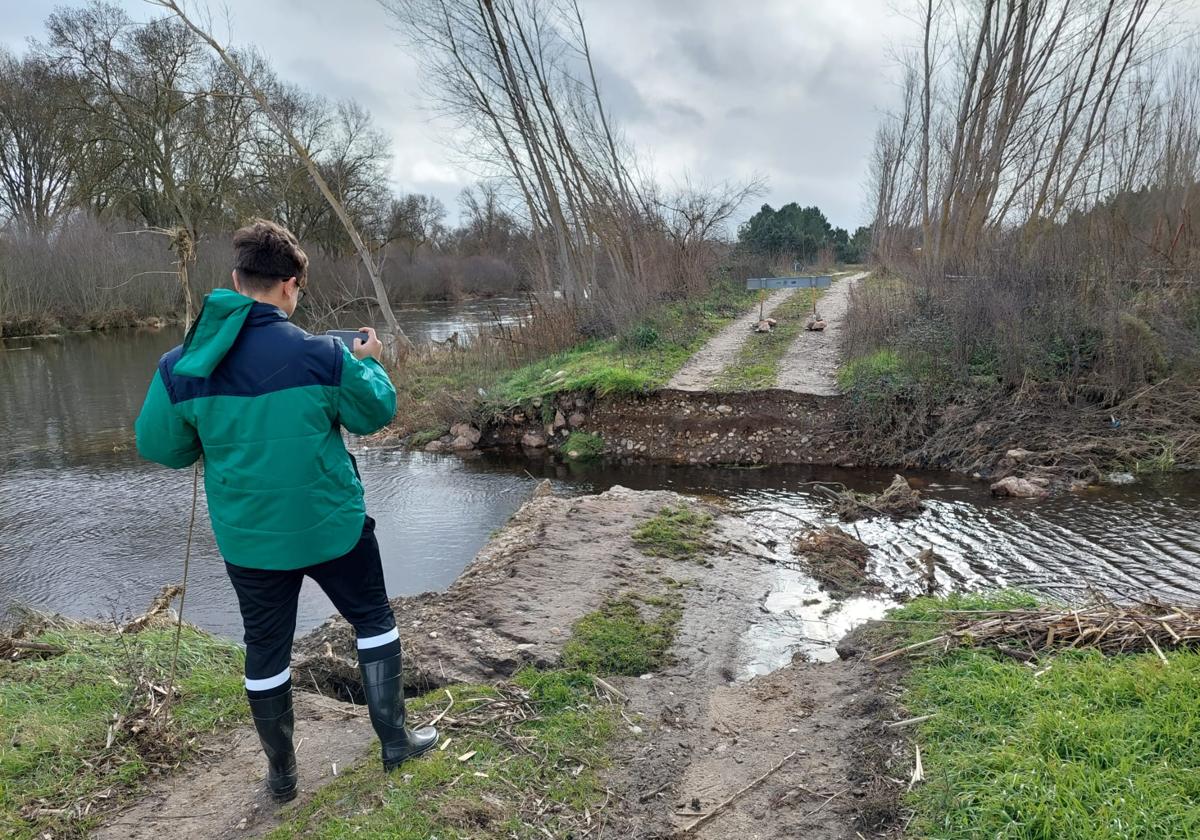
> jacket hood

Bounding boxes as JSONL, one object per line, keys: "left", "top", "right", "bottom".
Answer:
{"left": 174, "top": 289, "right": 262, "bottom": 378}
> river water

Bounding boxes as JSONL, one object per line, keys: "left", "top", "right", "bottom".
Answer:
{"left": 3, "top": 301, "right": 1199, "bottom": 645}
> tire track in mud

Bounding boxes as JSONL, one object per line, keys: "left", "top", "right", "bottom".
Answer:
{"left": 775, "top": 271, "right": 869, "bottom": 395}
{"left": 666, "top": 289, "right": 797, "bottom": 391}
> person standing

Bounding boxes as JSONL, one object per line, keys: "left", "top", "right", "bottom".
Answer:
{"left": 134, "top": 219, "right": 436, "bottom": 802}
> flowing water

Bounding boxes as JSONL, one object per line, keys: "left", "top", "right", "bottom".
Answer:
{"left": 3, "top": 305, "right": 1199, "bottom": 649}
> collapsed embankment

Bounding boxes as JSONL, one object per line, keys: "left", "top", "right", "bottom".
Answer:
{"left": 83, "top": 485, "right": 912, "bottom": 839}
{"left": 405, "top": 380, "right": 1200, "bottom": 491}
{"left": 416, "top": 389, "right": 852, "bottom": 466}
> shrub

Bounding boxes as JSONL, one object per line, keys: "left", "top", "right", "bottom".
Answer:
{"left": 621, "top": 323, "right": 660, "bottom": 350}
{"left": 563, "top": 432, "right": 604, "bottom": 461}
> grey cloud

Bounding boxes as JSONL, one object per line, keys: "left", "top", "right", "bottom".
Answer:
{"left": 657, "top": 98, "right": 706, "bottom": 128}
{"left": 3, "top": 0, "right": 905, "bottom": 228}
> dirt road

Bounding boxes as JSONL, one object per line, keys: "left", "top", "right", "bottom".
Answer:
{"left": 92, "top": 692, "right": 376, "bottom": 839}
{"left": 775, "top": 271, "right": 868, "bottom": 394}
{"left": 93, "top": 487, "right": 907, "bottom": 838}
{"left": 667, "top": 288, "right": 797, "bottom": 391}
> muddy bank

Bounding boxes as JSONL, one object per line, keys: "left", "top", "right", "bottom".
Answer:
{"left": 291, "top": 486, "right": 912, "bottom": 838}
{"left": 0, "top": 313, "right": 179, "bottom": 339}
{"left": 88, "top": 486, "right": 918, "bottom": 838}
{"left": 407, "top": 380, "right": 1200, "bottom": 494}
{"left": 414, "top": 389, "right": 854, "bottom": 467}
{"left": 293, "top": 486, "right": 780, "bottom": 695}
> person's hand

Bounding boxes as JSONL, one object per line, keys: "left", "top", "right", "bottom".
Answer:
{"left": 353, "top": 326, "right": 383, "bottom": 361}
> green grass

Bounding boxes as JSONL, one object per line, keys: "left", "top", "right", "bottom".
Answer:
{"left": 887, "top": 590, "right": 1042, "bottom": 640}
{"left": 409, "top": 427, "right": 447, "bottom": 448}
{"left": 1134, "top": 438, "right": 1179, "bottom": 474}
{"left": 714, "top": 288, "right": 821, "bottom": 391}
{"left": 891, "top": 594, "right": 1200, "bottom": 839}
{"left": 268, "top": 669, "right": 617, "bottom": 840}
{"left": 489, "top": 288, "right": 753, "bottom": 406}
{"left": 561, "top": 594, "right": 682, "bottom": 676}
{"left": 631, "top": 506, "right": 715, "bottom": 562}
{"left": 0, "top": 621, "right": 245, "bottom": 838}
{"left": 388, "top": 281, "right": 755, "bottom": 437}
{"left": 838, "top": 348, "right": 922, "bottom": 393}
{"left": 562, "top": 431, "right": 605, "bottom": 461}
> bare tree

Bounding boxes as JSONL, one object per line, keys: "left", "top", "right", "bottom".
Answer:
{"left": 873, "top": 0, "right": 1180, "bottom": 272}
{"left": 383, "top": 192, "right": 447, "bottom": 262}
{"left": 149, "top": 0, "right": 412, "bottom": 348}
{"left": 383, "top": 0, "right": 756, "bottom": 327}
{"left": 0, "top": 50, "right": 81, "bottom": 234}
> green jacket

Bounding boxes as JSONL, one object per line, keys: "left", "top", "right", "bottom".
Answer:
{"left": 134, "top": 289, "right": 396, "bottom": 570}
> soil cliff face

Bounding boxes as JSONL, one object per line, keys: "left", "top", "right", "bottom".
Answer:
{"left": 463, "top": 389, "right": 853, "bottom": 467}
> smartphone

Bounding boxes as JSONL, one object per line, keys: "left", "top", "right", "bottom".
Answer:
{"left": 325, "top": 329, "right": 371, "bottom": 348}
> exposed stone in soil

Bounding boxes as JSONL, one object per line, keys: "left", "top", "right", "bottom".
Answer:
{"left": 469, "top": 388, "right": 853, "bottom": 467}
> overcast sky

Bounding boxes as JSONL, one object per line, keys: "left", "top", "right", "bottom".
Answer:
{"left": 1, "top": 0, "right": 915, "bottom": 231}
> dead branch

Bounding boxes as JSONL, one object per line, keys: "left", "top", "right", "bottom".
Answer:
{"left": 677, "top": 752, "right": 796, "bottom": 835}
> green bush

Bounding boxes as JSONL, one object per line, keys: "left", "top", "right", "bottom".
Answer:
{"left": 621, "top": 323, "right": 660, "bottom": 350}
{"left": 563, "top": 431, "right": 604, "bottom": 461}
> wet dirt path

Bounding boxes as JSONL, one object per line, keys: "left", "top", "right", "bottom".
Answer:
{"left": 775, "top": 271, "right": 869, "bottom": 394}
{"left": 92, "top": 487, "right": 906, "bottom": 839}
{"left": 667, "top": 289, "right": 797, "bottom": 391}
{"left": 92, "top": 692, "right": 376, "bottom": 839}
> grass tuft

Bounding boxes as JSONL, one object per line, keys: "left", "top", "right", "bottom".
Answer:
{"left": 560, "top": 595, "right": 682, "bottom": 676}
{"left": 563, "top": 431, "right": 605, "bottom": 461}
{"left": 0, "top": 622, "right": 245, "bottom": 839}
{"left": 631, "top": 506, "right": 715, "bottom": 562}
{"left": 408, "top": 427, "right": 446, "bottom": 448}
{"left": 268, "top": 673, "right": 616, "bottom": 840}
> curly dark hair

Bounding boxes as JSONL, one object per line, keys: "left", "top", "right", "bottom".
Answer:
{"left": 232, "top": 219, "right": 308, "bottom": 292}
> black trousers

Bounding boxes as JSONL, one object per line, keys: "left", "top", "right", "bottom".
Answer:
{"left": 224, "top": 516, "right": 396, "bottom": 690}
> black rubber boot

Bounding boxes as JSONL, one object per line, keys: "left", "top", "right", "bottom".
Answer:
{"left": 247, "top": 689, "right": 299, "bottom": 802}
{"left": 359, "top": 652, "right": 438, "bottom": 770}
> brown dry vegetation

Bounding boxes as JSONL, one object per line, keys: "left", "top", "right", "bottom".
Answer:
{"left": 845, "top": 1, "right": 1200, "bottom": 479}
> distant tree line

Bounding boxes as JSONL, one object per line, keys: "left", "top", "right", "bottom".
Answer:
{"left": 1, "top": 0, "right": 761, "bottom": 341}
{"left": 0, "top": 0, "right": 535, "bottom": 331}
{"left": 736, "top": 203, "right": 871, "bottom": 265}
